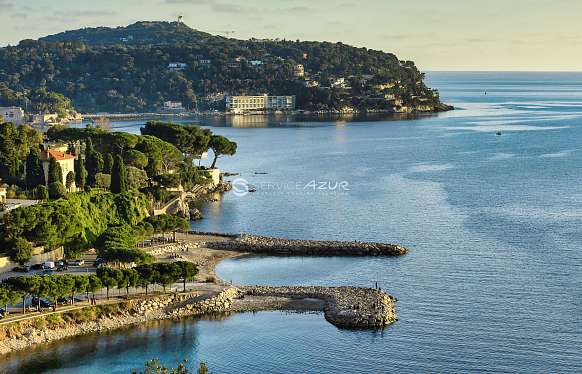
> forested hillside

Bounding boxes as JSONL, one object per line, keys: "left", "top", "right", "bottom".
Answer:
{"left": 0, "top": 21, "right": 451, "bottom": 113}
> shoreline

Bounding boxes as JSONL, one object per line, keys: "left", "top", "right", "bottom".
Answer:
{"left": 81, "top": 107, "right": 453, "bottom": 122}
{"left": 0, "top": 233, "right": 402, "bottom": 355}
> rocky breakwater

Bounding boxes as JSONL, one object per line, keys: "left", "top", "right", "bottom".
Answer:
{"left": 241, "top": 286, "right": 398, "bottom": 329}
{"left": 208, "top": 234, "right": 408, "bottom": 256}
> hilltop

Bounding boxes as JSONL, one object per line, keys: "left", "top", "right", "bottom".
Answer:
{"left": 39, "top": 21, "right": 216, "bottom": 45}
{"left": 0, "top": 21, "right": 451, "bottom": 114}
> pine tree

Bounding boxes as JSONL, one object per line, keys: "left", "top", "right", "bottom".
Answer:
{"left": 25, "top": 149, "right": 45, "bottom": 189}
{"left": 47, "top": 157, "right": 63, "bottom": 185}
{"left": 110, "top": 154, "right": 127, "bottom": 193}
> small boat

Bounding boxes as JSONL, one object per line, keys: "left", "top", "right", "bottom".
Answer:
{"left": 248, "top": 187, "right": 257, "bottom": 193}
{"left": 496, "top": 131, "right": 502, "bottom": 136}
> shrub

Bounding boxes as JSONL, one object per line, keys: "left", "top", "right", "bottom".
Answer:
{"left": 48, "top": 182, "right": 67, "bottom": 199}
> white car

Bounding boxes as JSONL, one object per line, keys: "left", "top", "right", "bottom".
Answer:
{"left": 42, "top": 261, "right": 55, "bottom": 269}
{"left": 70, "top": 259, "right": 85, "bottom": 266}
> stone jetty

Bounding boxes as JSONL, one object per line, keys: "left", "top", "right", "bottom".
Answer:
{"left": 241, "top": 286, "right": 398, "bottom": 328}
{"left": 207, "top": 234, "right": 408, "bottom": 256}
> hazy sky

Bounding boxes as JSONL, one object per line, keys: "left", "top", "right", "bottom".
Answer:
{"left": 1, "top": 0, "right": 580, "bottom": 71}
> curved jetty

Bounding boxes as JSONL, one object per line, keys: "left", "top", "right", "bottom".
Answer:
{"left": 207, "top": 234, "right": 408, "bottom": 256}
{"left": 241, "top": 286, "right": 398, "bottom": 328}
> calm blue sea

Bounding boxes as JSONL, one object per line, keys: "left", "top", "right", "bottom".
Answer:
{"left": 2, "top": 72, "right": 582, "bottom": 373}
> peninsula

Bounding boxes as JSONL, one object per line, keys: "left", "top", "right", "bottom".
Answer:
{"left": 0, "top": 21, "right": 452, "bottom": 117}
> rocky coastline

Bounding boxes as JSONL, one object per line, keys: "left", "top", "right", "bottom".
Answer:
{"left": 0, "top": 284, "right": 397, "bottom": 355}
{"left": 206, "top": 233, "right": 408, "bottom": 256}
{"left": 0, "top": 232, "right": 406, "bottom": 355}
{"left": 0, "top": 288, "right": 238, "bottom": 355}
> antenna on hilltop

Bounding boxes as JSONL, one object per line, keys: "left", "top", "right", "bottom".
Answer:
{"left": 177, "top": 15, "right": 184, "bottom": 25}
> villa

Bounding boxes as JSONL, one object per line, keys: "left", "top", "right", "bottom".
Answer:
{"left": 40, "top": 148, "right": 77, "bottom": 189}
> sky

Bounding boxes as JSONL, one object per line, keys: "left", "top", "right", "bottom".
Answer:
{"left": 0, "top": 0, "right": 581, "bottom": 71}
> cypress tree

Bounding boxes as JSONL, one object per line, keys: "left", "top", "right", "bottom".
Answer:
{"left": 85, "top": 138, "right": 104, "bottom": 186}
{"left": 103, "top": 153, "right": 114, "bottom": 174}
{"left": 75, "top": 157, "right": 87, "bottom": 190}
{"left": 110, "top": 154, "right": 127, "bottom": 193}
{"left": 25, "top": 149, "right": 45, "bottom": 189}
{"left": 47, "top": 157, "right": 63, "bottom": 185}
{"left": 66, "top": 171, "right": 76, "bottom": 191}
{"left": 85, "top": 138, "right": 96, "bottom": 186}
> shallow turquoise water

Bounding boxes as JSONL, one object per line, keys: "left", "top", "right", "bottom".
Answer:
{"left": 3, "top": 72, "right": 582, "bottom": 373}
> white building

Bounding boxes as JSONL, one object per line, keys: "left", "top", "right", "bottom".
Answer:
{"left": 163, "top": 101, "right": 185, "bottom": 110}
{"left": 0, "top": 186, "right": 6, "bottom": 204}
{"left": 40, "top": 148, "right": 76, "bottom": 189}
{"left": 294, "top": 64, "right": 305, "bottom": 78}
{"left": 304, "top": 80, "right": 320, "bottom": 88}
{"left": 225, "top": 95, "right": 296, "bottom": 114}
{"left": 248, "top": 60, "right": 263, "bottom": 67}
{"left": 330, "top": 77, "right": 347, "bottom": 89}
{"left": 168, "top": 62, "right": 188, "bottom": 71}
{"left": 33, "top": 113, "right": 60, "bottom": 126}
{"left": 0, "top": 107, "right": 25, "bottom": 125}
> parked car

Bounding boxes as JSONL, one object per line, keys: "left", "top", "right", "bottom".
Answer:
{"left": 31, "top": 297, "right": 54, "bottom": 309}
{"left": 70, "top": 259, "right": 85, "bottom": 266}
{"left": 94, "top": 258, "right": 104, "bottom": 267}
{"left": 57, "top": 296, "right": 84, "bottom": 305}
{"left": 42, "top": 261, "right": 56, "bottom": 270}
{"left": 30, "top": 264, "right": 43, "bottom": 270}
{"left": 12, "top": 266, "right": 30, "bottom": 273}
{"left": 56, "top": 265, "right": 68, "bottom": 272}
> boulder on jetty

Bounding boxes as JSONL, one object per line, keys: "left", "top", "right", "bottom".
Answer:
{"left": 207, "top": 234, "right": 408, "bottom": 256}
{"left": 241, "top": 285, "right": 398, "bottom": 328}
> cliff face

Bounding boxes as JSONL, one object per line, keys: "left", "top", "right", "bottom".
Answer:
{"left": 0, "top": 22, "right": 451, "bottom": 114}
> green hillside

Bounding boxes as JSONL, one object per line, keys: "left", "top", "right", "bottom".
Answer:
{"left": 0, "top": 21, "right": 451, "bottom": 114}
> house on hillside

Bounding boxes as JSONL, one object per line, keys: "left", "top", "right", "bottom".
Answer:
{"left": 40, "top": 148, "right": 77, "bottom": 189}
{"left": 168, "top": 62, "right": 188, "bottom": 71}
{"left": 0, "top": 107, "right": 25, "bottom": 125}
{"left": 294, "top": 64, "right": 305, "bottom": 78}
{"left": 163, "top": 101, "right": 185, "bottom": 111}
{"left": 32, "top": 114, "right": 60, "bottom": 126}
{"left": 0, "top": 185, "right": 6, "bottom": 205}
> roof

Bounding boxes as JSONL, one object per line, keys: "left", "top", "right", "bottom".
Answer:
{"left": 41, "top": 149, "right": 76, "bottom": 162}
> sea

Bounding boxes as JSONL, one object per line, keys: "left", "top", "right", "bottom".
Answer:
{"left": 2, "top": 72, "right": 582, "bottom": 373}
